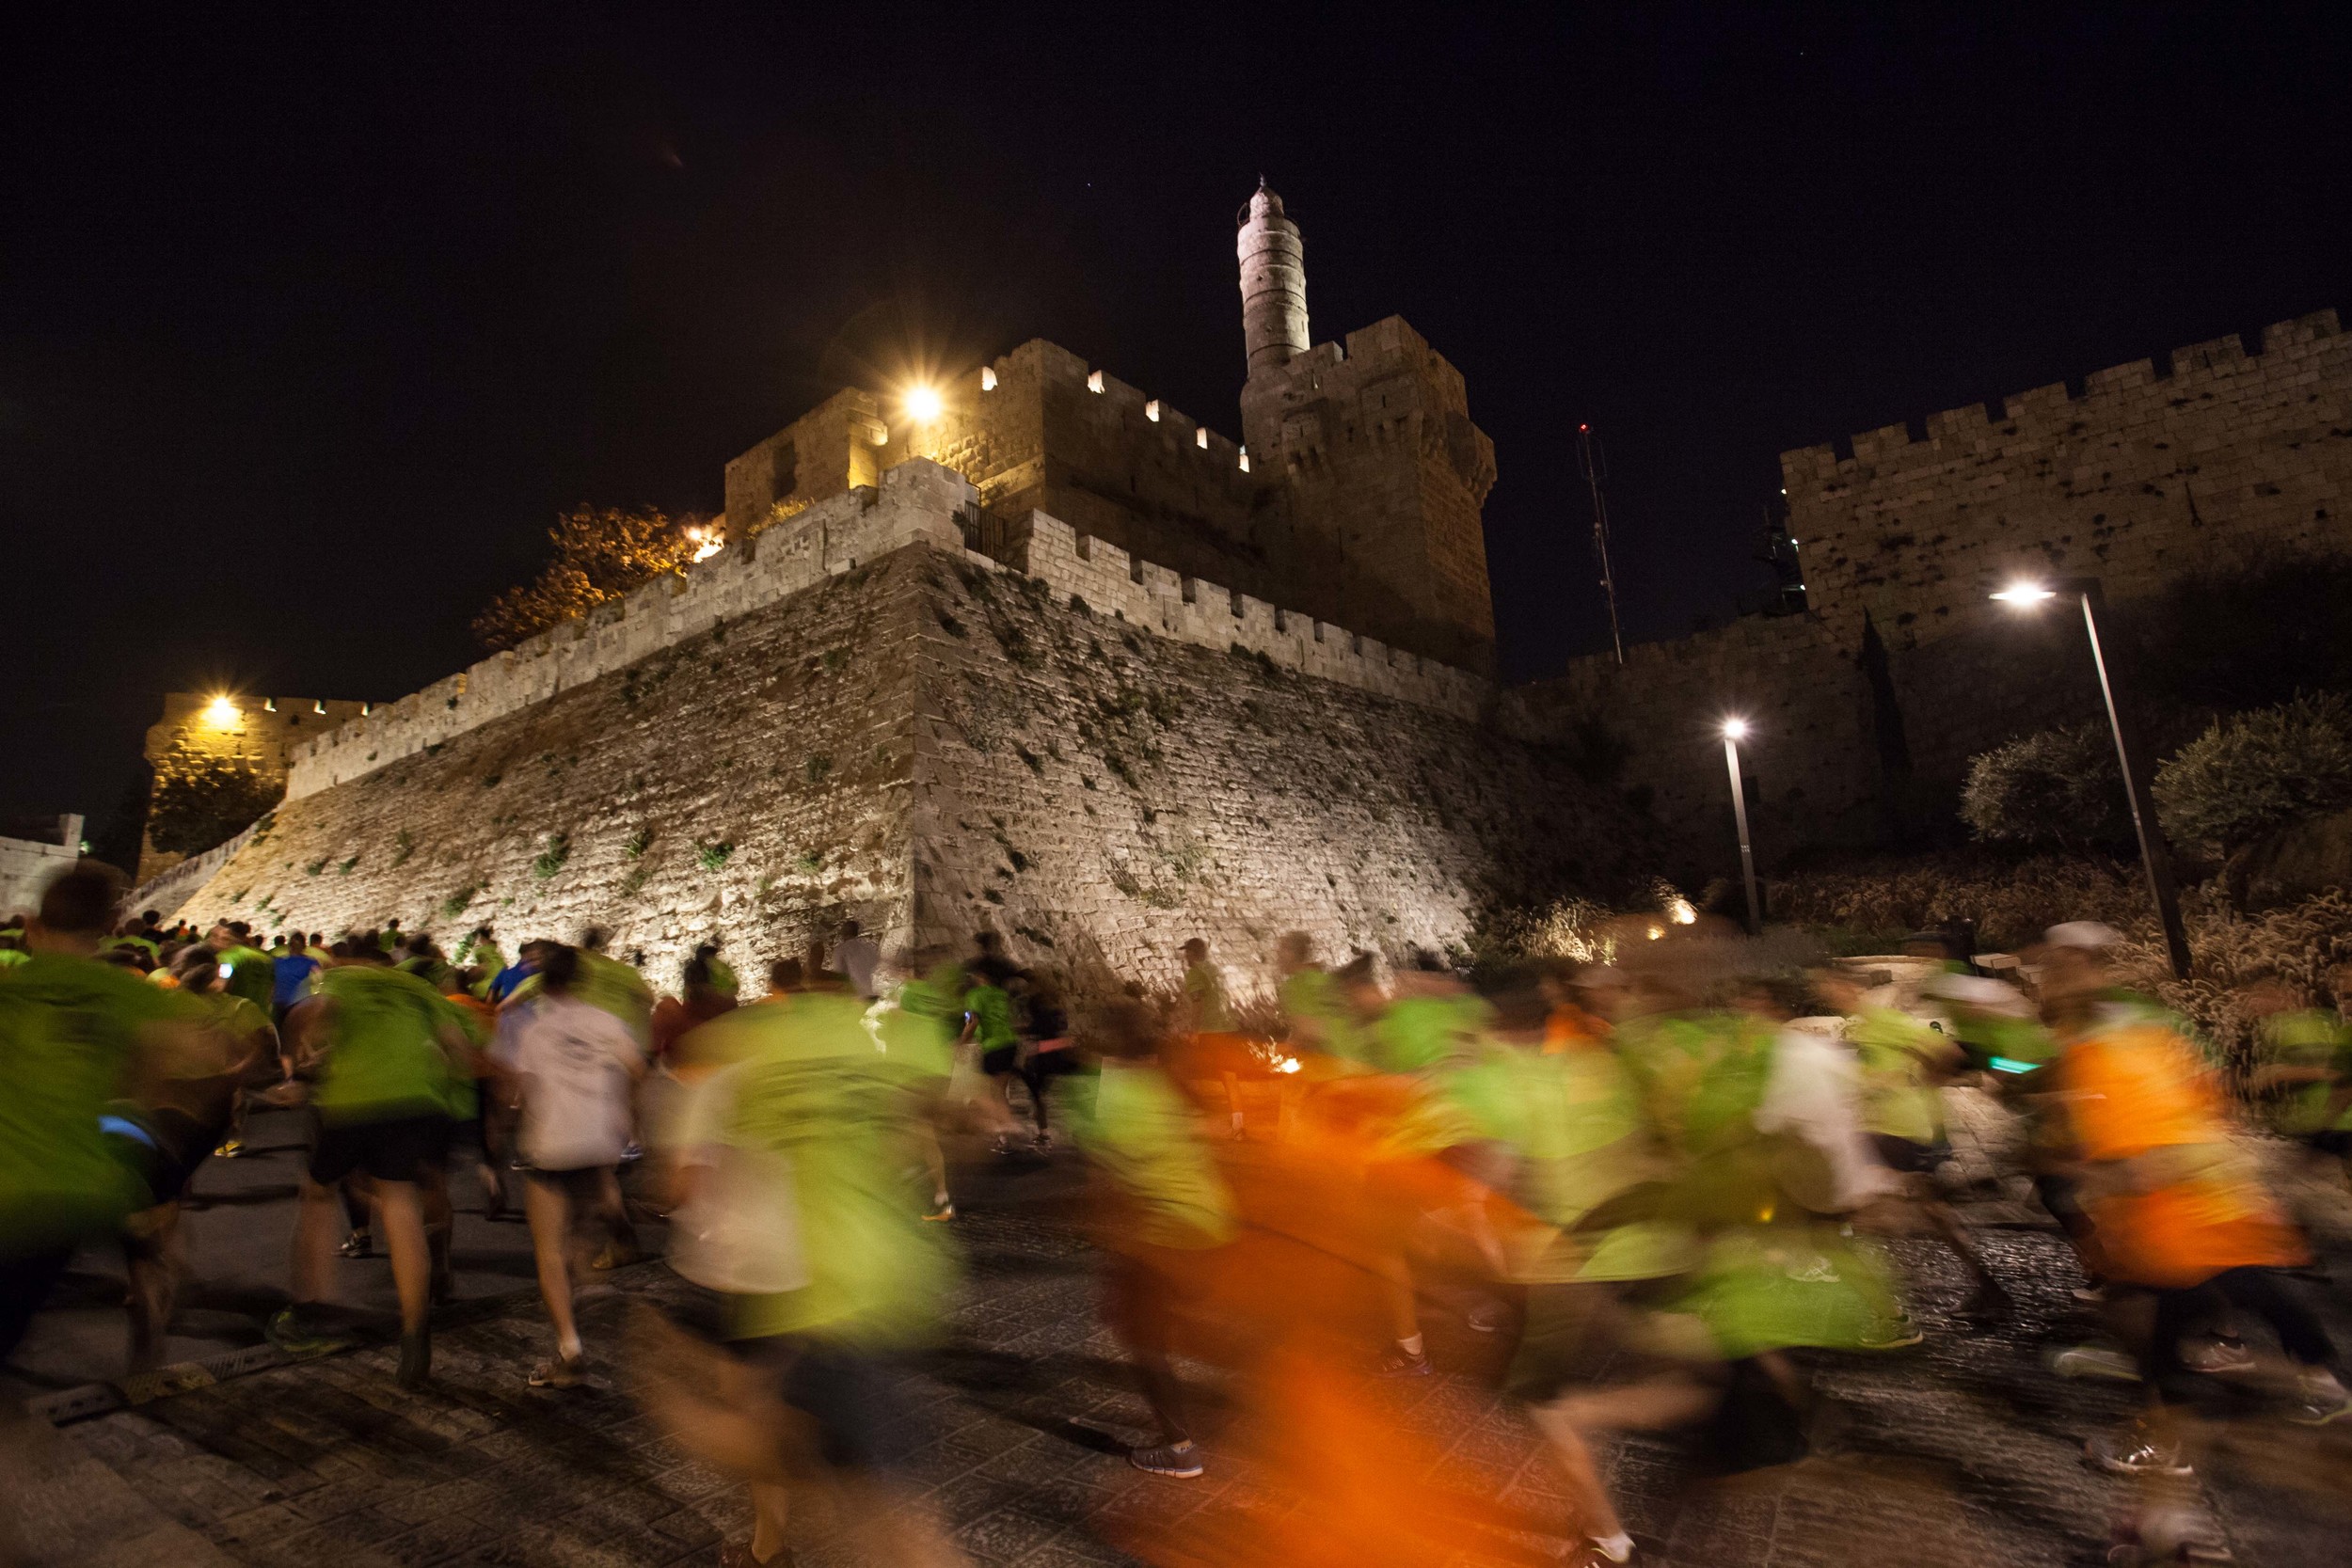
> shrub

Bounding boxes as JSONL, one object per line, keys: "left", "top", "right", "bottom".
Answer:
{"left": 625, "top": 826, "right": 653, "bottom": 859}
{"left": 532, "top": 832, "right": 571, "bottom": 879}
{"left": 2152, "top": 693, "right": 2352, "bottom": 850}
{"left": 696, "top": 839, "right": 735, "bottom": 871}
{"left": 147, "top": 758, "right": 280, "bottom": 855}
{"left": 1959, "top": 722, "right": 2130, "bottom": 849}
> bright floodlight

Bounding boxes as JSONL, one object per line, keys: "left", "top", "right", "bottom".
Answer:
{"left": 203, "top": 695, "right": 238, "bottom": 726}
{"left": 904, "top": 384, "right": 944, "bottom": 422}
{"left": 1991, "top": 580, "right": 2057, "bottom": 605}
{"left": 1722, "top": 717, "right": 1749, "bottom": 740}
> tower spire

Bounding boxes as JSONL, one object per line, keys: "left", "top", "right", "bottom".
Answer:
{"left": 1236, "top": 179, "right": 1308, "bottom": 376}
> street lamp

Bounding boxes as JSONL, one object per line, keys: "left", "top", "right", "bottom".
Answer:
{"left": 1991, "top": 576, "right": 2192, "bottom": 978}
{"left": 1721, "top": 718, "right": 1763, "bottom": 934}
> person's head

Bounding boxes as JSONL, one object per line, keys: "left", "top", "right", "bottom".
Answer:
{"left": 288, "top": 931, "right": 307, "bottom": 953}
{"left": 2034, "top": 922, "right": 2124, "bottom": 1014}
{"left": 1484, "top": 973, "right": 1551, "bottom": 1044}
{"left": 1277, "top": 931, "right": 1313, "bottom": 973}
{"left": 974, "top": 929, "right": 1004, "bottom": 958}
{"left": 207, "top": 922, "right": 235, "bottom": 947}
{"left": 140, "top": 909, "right": 161, "bottom": 928}
{"left": 340, "top": 940, "right": 388, "bottom": 964}
{"left": 1570, "top": 963, "right": 1633, "bottom": 1022}
{"left": 385, "top": 918, "right": 400, "bottom": 932}
{"left": 537, "top": 942, "right": 581, "bottom": 995}
{"left": 310, "top": 931, "right": 325, "bottom": 948}
{"left": 172, "top": 943, "right": 224, "bottom": 992}
{"left": 31, "top": 863, "right": 125, "bottom": 953}
{"left": 768, "top": 956, "right": 805, "bottom": 995}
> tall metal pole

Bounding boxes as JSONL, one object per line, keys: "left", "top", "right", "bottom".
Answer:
{"left": 1577, "top": 424, "right": 1626, "bottom": 664}
{"left": 1724, "top": 734, "right": 1762, "bottom": 935}
{"left": 2075, "top": 583, "right": 2193, "bottom": 979}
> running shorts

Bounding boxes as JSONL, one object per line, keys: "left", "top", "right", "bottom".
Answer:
{"left": 310, "top": 1113, "right": 453, "bottom": 1185}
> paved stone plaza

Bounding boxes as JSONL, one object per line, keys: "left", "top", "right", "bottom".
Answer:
{"left": 13, "top": 1133, "right": 2352, "bottom": 1568}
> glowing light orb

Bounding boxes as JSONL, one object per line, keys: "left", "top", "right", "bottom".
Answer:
{"left": 905, "top": 385, "right": 944, "bottom": 422}
{"left": 1991, "top": 581, "right": 2057, "bottom": 605}
{"left": 1722, "top": 717, "right": 1749, "bottom": 740}
{"left": 203, "top": 696, "right": 239, "bottom": 727}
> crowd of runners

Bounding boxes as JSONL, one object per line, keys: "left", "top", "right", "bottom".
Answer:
{"left": 5, "top": 860, "right": 2352, "bottom": 1565}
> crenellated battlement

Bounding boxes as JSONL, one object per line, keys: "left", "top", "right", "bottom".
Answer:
{"left": 1781, "top": 308, "right": 2344, "bottom": 483}
{"left": 1017, "top": 515, "right": 1488, "bottom": 718}
{"left": 286, "top": 460, "right": 977, "bottom": 798}
{"left": 285, "top": 458, "right": 1489, "bottom": 801}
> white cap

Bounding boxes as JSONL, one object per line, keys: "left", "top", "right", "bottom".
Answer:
{"left": 2042, "top": 921, "right": 2126, "bottom": 952}
{"left": 1920, "top": 973, "right": 2034, "bottom": 1017}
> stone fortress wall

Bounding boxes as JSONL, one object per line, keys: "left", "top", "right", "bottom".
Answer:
{"left": 277, "top": 459, "right": 1490, "bottom": 811}
{"left": 1515, "top": 308, "right": 2352, "bottom": 866}
{"left": 138, "top": 691, "right": 373, "bottom": 882}
{"left": 161, "top": 469, "right": 1632, "bottom": 998}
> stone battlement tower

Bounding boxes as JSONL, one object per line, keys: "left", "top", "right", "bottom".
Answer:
{"left": 722, "top": 182, "right": 1499, "bottom": 673}
{"left": 1238, "top": 183, "right": 1499, "bottom": 674}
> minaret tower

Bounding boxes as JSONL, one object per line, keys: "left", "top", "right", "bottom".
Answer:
{"left": 1236, "top": 178, "right": 1308, "bottom": 375}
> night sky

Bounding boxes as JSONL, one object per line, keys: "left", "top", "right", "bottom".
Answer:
{"left": 9, "top": 7, "right": 2351, "bottom": 835}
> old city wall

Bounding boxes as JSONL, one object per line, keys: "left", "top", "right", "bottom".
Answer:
{"left": 723, "top": 341, "right": 1273, "bottom": 602}
{"left": 139, "top": 692, "right": 372, "bottom": 882}
{"left": 282, "top": 461, "right": 976, "bottom": 800}
{"left": 171, "top": 553, "right": 936, "bottom": 985}
{"left": 1502, "top": 615, "right": 1877, "bottom": 875}
{"left": 1243, "top": 316, "right": 1499, "bottom": 674}
{"left": 906, "top": 550, "right": 1646, "bottom": 1004}
{"left": 1520, "top": 309, "right": 2352, "bottom": 866}
{"left": 163, "top": 458, "right": 1597, "bottom": 996}
{"left": 1788, "top": 307, "right": 2352, "bottom": 785}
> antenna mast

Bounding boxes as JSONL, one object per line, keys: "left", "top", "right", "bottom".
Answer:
{"left": 1577, "top": 423, "right": 1626, "bottom": 664}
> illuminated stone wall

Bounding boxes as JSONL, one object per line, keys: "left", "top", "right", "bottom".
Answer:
{"left": 164, "top": 467, "right": 1643, "bottom": 995}
{"left": 137, "top": 691, "right": 370, "bottom": 882}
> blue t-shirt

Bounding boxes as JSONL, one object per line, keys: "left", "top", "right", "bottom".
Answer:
{"left": 488, "top": 960, "right": 537, "bottom": 1004}
{"left": 272, "top": 954, "right": 321, "bottom": 1011}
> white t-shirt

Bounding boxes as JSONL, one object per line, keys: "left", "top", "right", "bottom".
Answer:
{"left": 665, "top": 1063, "right": 808, "bottom": 1294}
{"left": 1756, "top": 1025, "right": 1899, "bottom": 1210}
{"left": 494, "top": 994, "right": 644, "bottom": 1171}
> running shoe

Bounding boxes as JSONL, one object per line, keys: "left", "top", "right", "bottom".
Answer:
{"left": 716, "top": 1544, "right": 796, "bottom": 1567}
{"left": 337, "top": 1228, "right": 374, "bottom": 1259}
{"left": 1375, "top": 1345, "right": 1434, "bottom": 1377}
{"left": 2049, "top": 1345, "right": 2142, "bottom": 1382}
{"left": 1465, "top": 1300, "right": 1510, "bottom": 1334}
{"left": 923, "top": 1198, "right": 957, "bottom": 1223}
{"left": 397, "top": 1328, "right": 433, "bottom": 1389}
{"left": 2287, "top": 1375, "right": 2352, "bottom": 1426}
{"left": 590, "top": 1243, "right": 645, "bottom": 1271}
{"left": 265, "top": 1307, "right": 350, "bottom": 1358}
{"left": 1129, "top": 1440, "right": 1205, "bottom": 1478}
{"left": 2180, "top": 1336, "right": 2255, "bottom": 1374}
{"left": 1858, "top": 1317, "right": 1926, "bottom": 1350}
{"left": 529, "top": 1353, "right": 585, "bottom": 1389}
{"left": 2086, "top": 1422, "right": 2192, "bottom": 1477}
{"left": 213, "top": 1137, "right": 245, "bottom": 1159}
{"left": 2072, "top": 1281, "right": 2108, "bottom": 1304}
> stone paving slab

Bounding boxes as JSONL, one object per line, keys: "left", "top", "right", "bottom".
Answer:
{"left": 32, "top": 1146, "right": 2352, "bottom": 1567}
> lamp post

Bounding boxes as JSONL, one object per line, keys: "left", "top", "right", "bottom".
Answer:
{"left": 1721, "top": 718, "right": 1763, "bottom": 935}
{"left": 1990, "top": 577, "right": 2192, "bottom": 978}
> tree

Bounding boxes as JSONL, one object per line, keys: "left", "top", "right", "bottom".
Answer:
{"left": 472, "top": 505, "right": 717, "bottom": 652}
{"left": 2153, "top": 692, "right": 2352, "bottom": 850}
{"left": 148, "top": 757, "right": 280, "bottom": 855}
{"left": 1959, "top": 721, "right": 2132, "bottom": 850}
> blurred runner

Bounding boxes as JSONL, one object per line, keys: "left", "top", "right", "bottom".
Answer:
{"left": 1071, "top": 995, "right": 1232, "bottom": 1477}
{"left": 492, "top": 942, "right": 647, "bottom": 1386}
{"left": 271, "top": 941, "right": 471, "bottom": 1386}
